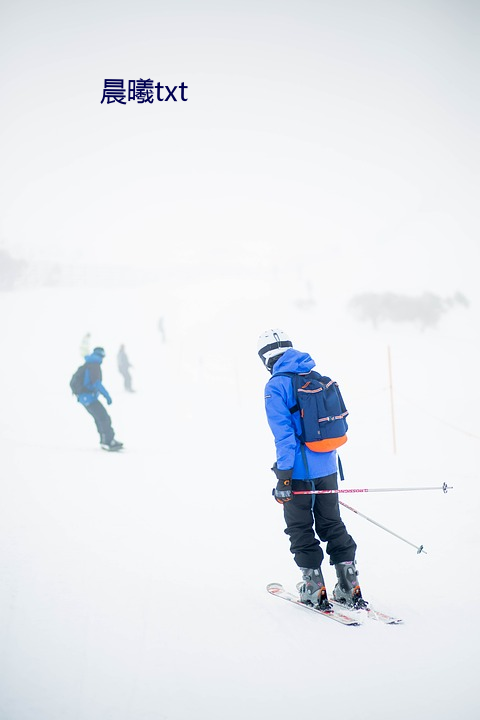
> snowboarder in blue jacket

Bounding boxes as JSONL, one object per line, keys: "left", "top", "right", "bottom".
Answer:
{"left": 76, "top": 347, "right": 123, "bottom": 451}
{"left": 258, "top": 329, "right": 366, "bottom": 610}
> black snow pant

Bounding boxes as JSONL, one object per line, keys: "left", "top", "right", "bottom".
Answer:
{"left": 84, "top": 400, "right": 114, "bottom": 445}
{"left": 283, "top": 473, "right": 357, "bottom": 570}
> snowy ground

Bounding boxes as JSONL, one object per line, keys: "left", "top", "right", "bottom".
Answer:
{"left": 1, "top": 275, "right": 479, "bottom": 720}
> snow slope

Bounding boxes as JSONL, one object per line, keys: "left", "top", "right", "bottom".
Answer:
{"left": 0, "top": 275, "right": 479, "bottom": 720}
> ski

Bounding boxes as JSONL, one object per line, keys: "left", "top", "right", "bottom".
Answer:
{"left": 328, "top": 598, "right": 403, "bottom": 625}
{"left": 267, "top": 583, "right": 361, "bottom": 626}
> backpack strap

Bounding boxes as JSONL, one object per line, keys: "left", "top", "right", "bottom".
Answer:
{"left": 299, "top": 443, "right": 310, "bottom": 480}
{"left": 273, "top": 371, "right": 310, "bottom": 415}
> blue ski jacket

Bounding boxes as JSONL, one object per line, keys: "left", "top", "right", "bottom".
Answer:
{"left": 77, "top": 351, "right": 112, "bottom": 407}
{"left": 264, "top": 348, "right": 337, "bottom": 480}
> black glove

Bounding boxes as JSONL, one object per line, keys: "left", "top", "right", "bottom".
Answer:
{"left": 271, "top": 464, "right": 293, "bottom": 504}
{"left": 271, "top": 463, "right": 293, "bottom": 481}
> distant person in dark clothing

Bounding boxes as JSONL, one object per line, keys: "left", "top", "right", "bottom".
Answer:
{"left": 75, "top": 347, "right": 123, "bottom": 451}
{"left": 117, "top": 344, "right": 134, "bottom": 392}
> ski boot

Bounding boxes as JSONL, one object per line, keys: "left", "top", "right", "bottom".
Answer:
{"left": 297, "top": 568, "right": 332, "bottom": 611}
{"left": 333, "top": 561, "right": 368, "bottom": 609}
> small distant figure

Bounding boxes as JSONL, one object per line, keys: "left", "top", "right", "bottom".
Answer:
{"left": 80, "top": 332, "right": 91, "bottom": 358}
{"left": 158, "top": 317, "right": 166, "bottom": 343}
{"left": 70, "top": 346, "right": 123, "bottom": 452}
{"left": 117, "top": 344, "right": 134, "bottom": 392}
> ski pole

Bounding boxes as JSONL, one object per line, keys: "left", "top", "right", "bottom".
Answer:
{"left": 338, "top": 499, "right": 427, "bottom": 554}
{"left": 292, "top": 482, "right": 452, "bottom": 496}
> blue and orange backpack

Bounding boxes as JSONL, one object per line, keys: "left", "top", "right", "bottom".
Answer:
{"left": 275, "top": 371, "right": 348, "bottom": 452}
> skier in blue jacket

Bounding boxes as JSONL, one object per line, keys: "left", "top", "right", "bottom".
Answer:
{"left": 77, "top": 347, "right": 123, "bottom": 451}
{"left": 258, "top": 329, "right": 366, "bottom": 610}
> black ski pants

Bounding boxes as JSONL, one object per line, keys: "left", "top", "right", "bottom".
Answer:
{"left": 83, "top": 400, "right": 114, "bottom": 444}
{"left": 283, "top": 472, "right": 356, "bottom": 569}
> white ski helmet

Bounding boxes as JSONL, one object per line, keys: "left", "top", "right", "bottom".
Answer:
{"left": 257, "top": 328, "right": 293, "bottom": 369}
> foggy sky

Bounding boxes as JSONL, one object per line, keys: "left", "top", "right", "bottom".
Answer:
{"left": 0, "top": 1, "right": 478, "bottom": 294}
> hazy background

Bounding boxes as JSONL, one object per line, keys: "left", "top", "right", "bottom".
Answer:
{"left": 1, "top": 2, "right": 479, "bottom": 719}
{"left": 1, "top": 0, "right": 479, "bottom": 298}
